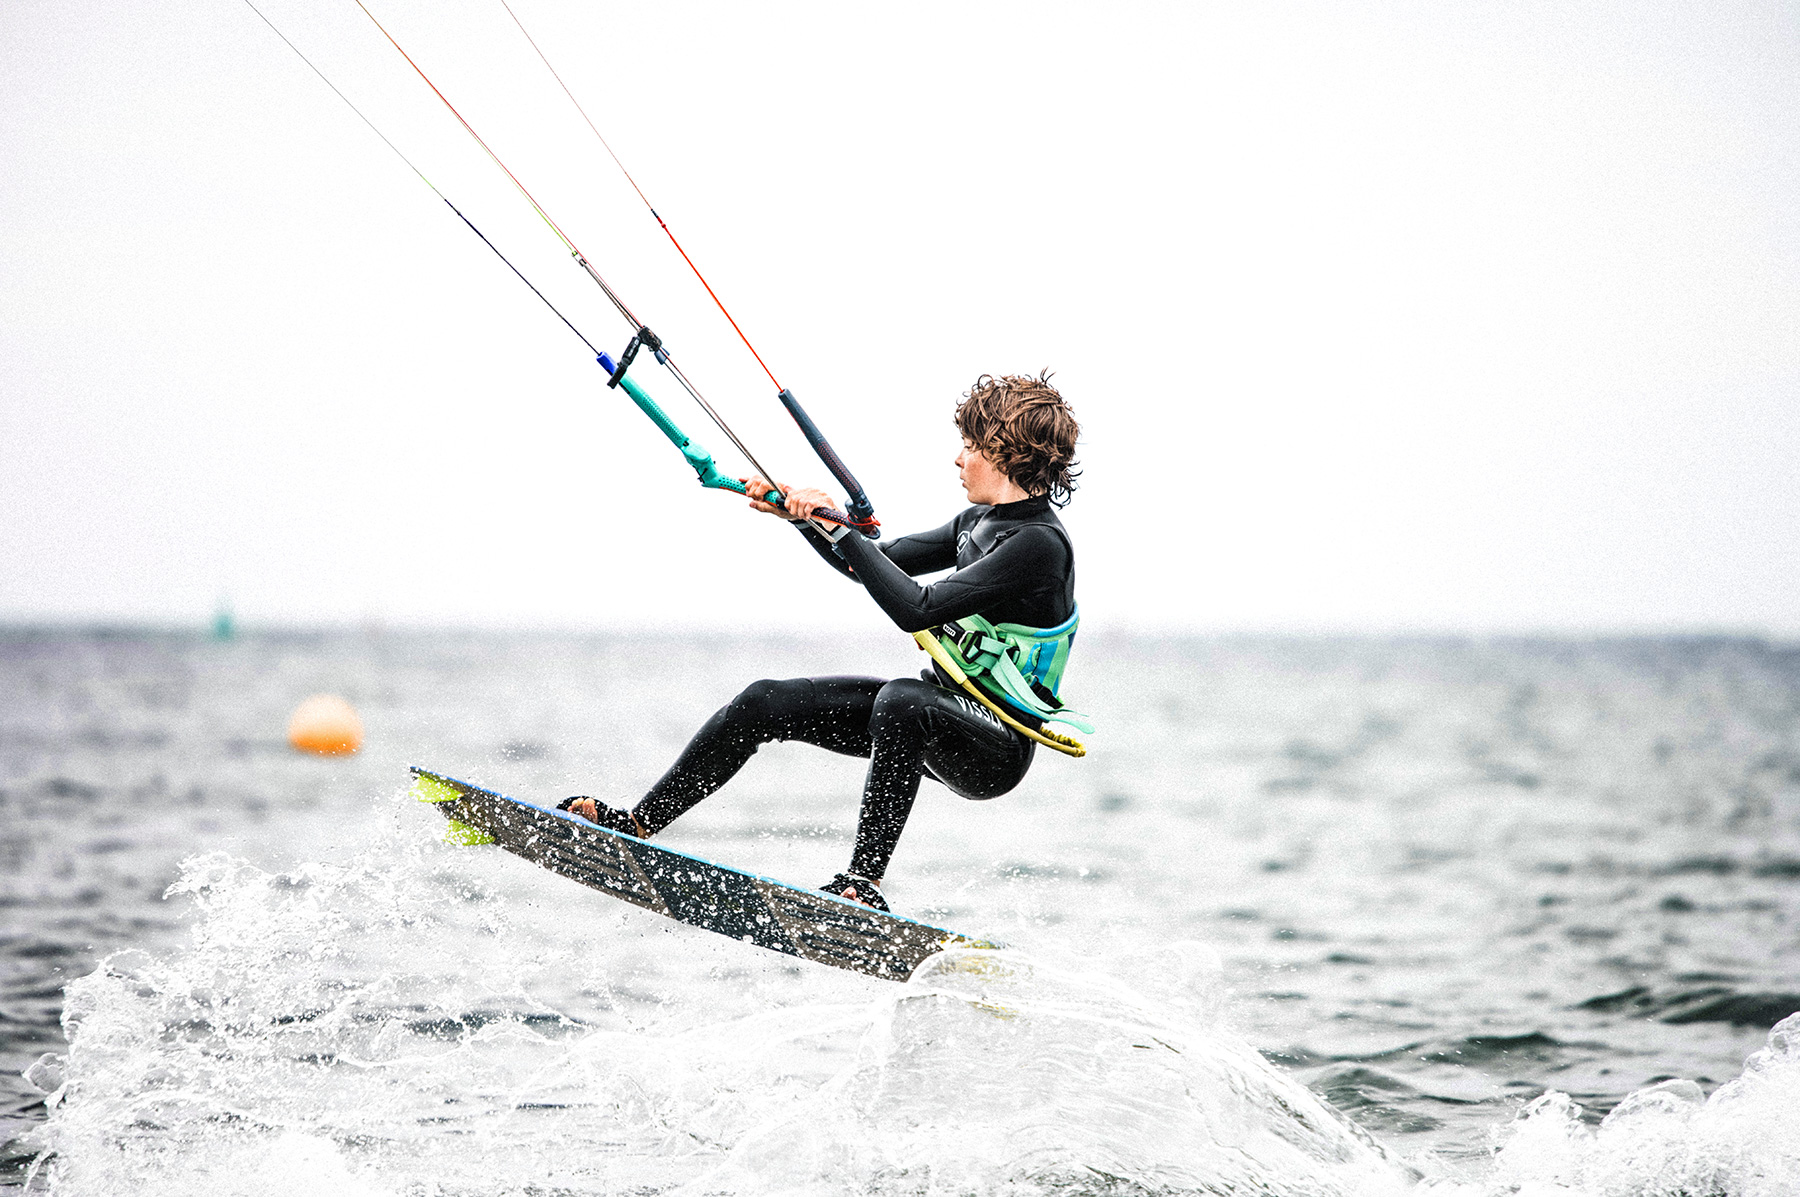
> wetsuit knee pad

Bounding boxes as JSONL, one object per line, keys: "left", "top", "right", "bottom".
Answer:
{"left": 725, "top": 677, "right": 806, "bottom": 728}
{"left": 866, "top": 678, "right": 941, "bottom": 737}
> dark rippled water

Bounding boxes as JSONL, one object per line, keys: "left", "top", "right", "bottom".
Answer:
{"left": 3, "top": 628, "right": 1799, "bottom": 1194}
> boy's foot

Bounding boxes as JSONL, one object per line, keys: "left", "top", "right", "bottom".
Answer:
{"left": 556, "top": 797, "right": 644, "bottom": 837}
{"left": 819, "top": 872, "right": 889, "bottom": 912}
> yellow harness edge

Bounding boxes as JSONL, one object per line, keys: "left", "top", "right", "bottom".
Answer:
{"left": 913, "top": 631, "right": 1087, "bottom": 758}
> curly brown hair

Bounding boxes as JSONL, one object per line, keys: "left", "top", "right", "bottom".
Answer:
{"left": 953, "top": 371, "right": 1081, "bottom": 506}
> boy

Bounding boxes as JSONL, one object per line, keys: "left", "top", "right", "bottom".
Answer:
{"left": 566, "top": 372, "right": 1082, "bottom": 911}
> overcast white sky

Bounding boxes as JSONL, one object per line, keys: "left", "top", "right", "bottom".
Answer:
{"left": 3, "top": 0, "right": 1797, "bottom": 633}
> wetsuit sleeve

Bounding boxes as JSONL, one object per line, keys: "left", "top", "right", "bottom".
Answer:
{"left": 835, "top": 523, "right": 1066, "bottom": 633}
{"left": 793, "top": 515, "right": 962, "bottom": 581}
{"left": 879, "top": 517, "right": 962, "bottom": 574}
{"left": 795, "top": 523, "right": 857, "bottom": 578}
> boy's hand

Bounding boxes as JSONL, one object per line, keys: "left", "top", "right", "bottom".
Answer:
{"left": 743, "top": 476, "right": 836, "bottom": 521}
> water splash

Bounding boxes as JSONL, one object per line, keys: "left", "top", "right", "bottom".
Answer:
{"left": 1477, "top": 1014, "right": 1800, "bottom": 1197}
{"left": 26, "top": 829, "right": 1800, "bottom": 1196}
{"left": 702, "top": 948, "right": 1412, "bottom": 1195}
{"left": 24, "top": 844, "right": 1414, "bottom": 1196}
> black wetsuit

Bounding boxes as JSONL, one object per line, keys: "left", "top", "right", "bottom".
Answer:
{"left": 631, "top": 494, "right": 1076, "bottom": 882}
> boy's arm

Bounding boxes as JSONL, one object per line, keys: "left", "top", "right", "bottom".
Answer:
{"left": 834, "top": 524, "right": 1065, "bottom": 632}
{"left": 794, "top": 513, "right": 965, "bottom": 581}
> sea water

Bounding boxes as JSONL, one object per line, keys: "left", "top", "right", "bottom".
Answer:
{"left": 3, "top": 629, "right": 1799, "bottom": 1194}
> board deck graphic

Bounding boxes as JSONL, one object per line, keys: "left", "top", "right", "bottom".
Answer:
{"left": 410, "top": 767, "right": 986, "bottom": 981}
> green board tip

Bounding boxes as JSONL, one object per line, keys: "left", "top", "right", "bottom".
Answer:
{"left": 443, "top": 819, "right": 495, "bottom": 847}
{"left": 412, "top": 774, "right": 460, "bottom": 804}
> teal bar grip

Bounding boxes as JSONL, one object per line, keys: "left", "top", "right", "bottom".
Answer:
{"left": 599, "top": 351, "right": 780, "bottom": 501}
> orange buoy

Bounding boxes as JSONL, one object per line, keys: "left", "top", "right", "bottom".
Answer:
{"left": 287, "top": 694, "right": 364, "bottom": 756}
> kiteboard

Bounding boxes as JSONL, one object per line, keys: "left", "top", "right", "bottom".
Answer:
{"left": 410, "top": 767, "right": 990, "bottom": 981}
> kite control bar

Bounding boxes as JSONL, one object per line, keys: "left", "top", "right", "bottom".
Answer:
{"left": 598, "top": 351, "right": 861, "bottom": 539}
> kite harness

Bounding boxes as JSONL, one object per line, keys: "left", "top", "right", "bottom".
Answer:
{"left": 929, "top": 610, "right": 1092, "bottom": 734}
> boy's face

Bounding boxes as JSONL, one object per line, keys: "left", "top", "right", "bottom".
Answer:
{"left": 955, "top": 440, "right": 1019, "bottom": 506}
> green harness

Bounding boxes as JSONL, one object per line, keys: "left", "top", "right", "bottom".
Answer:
{"left": 933, "top": 607, "right": 1093, "bottom": 734}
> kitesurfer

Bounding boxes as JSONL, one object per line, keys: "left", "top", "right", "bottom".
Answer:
{"left": 563, "top": 372, "right": 1081, "bottom": 912}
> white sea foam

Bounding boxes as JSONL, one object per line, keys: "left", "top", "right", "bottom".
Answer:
{"left": 700, "top": 947, "right": 1411, "bottom": 1196}
{"left": 28, "top": 834, "right": 1800, "bottom": 1196}
{"left": 1465, "top": 1014, "right": 1800, "bottom": 1197}
{"left": 26, "top": 843, "right": 1413, "bottom": 1196}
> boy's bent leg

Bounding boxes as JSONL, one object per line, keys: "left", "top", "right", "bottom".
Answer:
{"left": 847, "top": 679, "right": 1032, "bottom": 881}
{"left": 634, "top": 676, "right": 884, "bottom": 834}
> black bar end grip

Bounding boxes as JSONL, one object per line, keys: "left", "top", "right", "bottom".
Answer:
{"left": 843, "top": 490, "right": 876, "bottom": 528}
{"left": 779, "top": 389, "right": 876, "bottom": 523}
{"left": 607, "top": 335, "right": 642, "bottom": 389}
